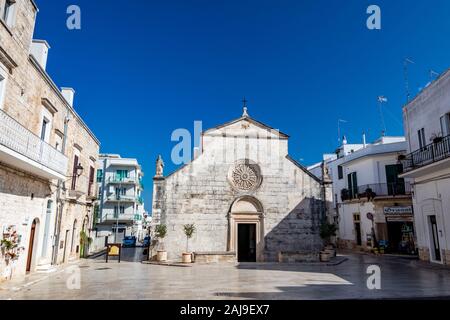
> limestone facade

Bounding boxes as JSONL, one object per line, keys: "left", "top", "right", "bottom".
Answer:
{"left": 0, "top": 0, "right": 99, "bottom": 280}
{"left": 152, "top": 111, "right": 327, "bottom": 262}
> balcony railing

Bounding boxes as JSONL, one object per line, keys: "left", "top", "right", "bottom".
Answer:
{"left": 106, "top": 194, "right": 139, "bottom": 202}
{"left": 0, "top": 109, "right": 68, "bottom": 176}
{"left": 96, "top": 213, "right": 136, "bottom": 224}
{"left": 402, "top": 135, "right": 450, "bottom": 172}
{"left": 108, "top": 176, "right": 139, "bottom": 184}
{"left": 341, "top": 182, "right": 412, "bottom": 201}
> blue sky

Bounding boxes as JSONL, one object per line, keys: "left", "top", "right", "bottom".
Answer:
{"left": 33, "top": 0, "right": 450, "bottom": 209}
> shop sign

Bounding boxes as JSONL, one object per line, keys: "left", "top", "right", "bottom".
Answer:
{"left": 384, "top": 206, "right": 413, "bottom": 215}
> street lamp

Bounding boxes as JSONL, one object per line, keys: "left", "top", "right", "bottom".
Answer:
{"left": 75, "top": 163, "right": 84, "bottom": 177}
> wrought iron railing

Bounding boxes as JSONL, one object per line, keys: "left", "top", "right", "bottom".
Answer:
{"left": 341, "top": 182, "right": 411, "bottom": 201}
{"left": 0, "top": 109, "right": 68, "bottom": 175}
{"left": 107, "top": 176, "right": 139, "bottom": 184}
{"left": 402, "top": 135, "right": 450, "bottom": 172}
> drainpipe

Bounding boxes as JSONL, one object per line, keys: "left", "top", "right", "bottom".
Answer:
{"left": 51, "top": 113, "right": 70, "bottom": 265}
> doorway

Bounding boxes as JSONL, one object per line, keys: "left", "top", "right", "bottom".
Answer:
{"left": 238, "top": 224, "right": 257, "bottom": 262}
{"left": 26, "top": 219, "right": 39, "bottom": 273}
{"left": 353, "top": 213, "right": 362, "bottom": 246}
{"left": 429, "top": 215, "right": 441, "bottom": 262}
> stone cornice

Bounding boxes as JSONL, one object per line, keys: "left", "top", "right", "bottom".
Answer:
{"left": 0, "top": 45, "right": 18, "bottom": 72}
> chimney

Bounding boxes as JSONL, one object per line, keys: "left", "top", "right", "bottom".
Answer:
{"left": 30, "top": 40, "right": 51, "bottom": 70}
{"left": 363, "top": 132, "right": 367, "bottom": 148}
{"left": 61, "top": 88, "right": 75, "bottom": 107}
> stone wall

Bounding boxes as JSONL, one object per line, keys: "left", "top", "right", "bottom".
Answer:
{"left": 0, "top": 0, "right": 100, "bottom": 277}
{"left": 0, "top": 163, "right": 56, "bottom": 279}
{"left": 154, "top": 117, "right": 325, "bottom": 262}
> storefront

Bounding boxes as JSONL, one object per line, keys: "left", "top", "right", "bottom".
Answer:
{"left": 381, "top": 206, "right": 417, "bottom": 255}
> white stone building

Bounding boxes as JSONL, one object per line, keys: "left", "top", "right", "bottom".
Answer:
{"left": 400, "top": 69, "right": 450, "bottom": 265}
{"left": 311, "top": 136, "right": 415, "bottom": 254}
{"left": 152, "top": 108, "right": 328, "bottom": 262}
{"left": 0, "top": 0, "right": 100, "bottom": 280}
{"left": 94, "top": 154, "right": 145, "bottom": 246}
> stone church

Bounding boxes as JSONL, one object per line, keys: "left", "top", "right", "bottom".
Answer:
{"left": 152, "top": 107, "right": 328, "bottom": 262}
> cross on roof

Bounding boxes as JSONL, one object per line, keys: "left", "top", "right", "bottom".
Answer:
{"left": 242, "top": 97, "right": 249, "bottom": 117}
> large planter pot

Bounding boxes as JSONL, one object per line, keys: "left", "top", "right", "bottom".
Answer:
{"left": 320, "top": 251, "right": 331, "bottom": 262}
{"left": 182, "top": 252, "right": 192, "bottom": 264}
{"left": 325, "top": 249, "right": 336, "bottom": 257}
{"left": 157, "top": 250, "right": 167, "bottom": 262}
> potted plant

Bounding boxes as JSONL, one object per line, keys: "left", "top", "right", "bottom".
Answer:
{"left": 79, "top": 231, "right": 93, "bottom": 258}
{"left": 182, "top": 224, "right": 196, "bottom": 263}
{"left": 320, "top": 222, "right": 338, "bottom": 261}
{"left": 155, "top": 224, "right": 167, "bottom": 262}
{"left": 397, "top": 154, "right": 406, "bottom": 161}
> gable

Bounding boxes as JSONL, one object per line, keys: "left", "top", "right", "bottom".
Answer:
{"left": 203, "top": 116, "right": 289, "bottom": 140}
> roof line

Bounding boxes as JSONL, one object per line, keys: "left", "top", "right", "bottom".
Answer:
{"left": 286, "top": 155, "right": 322, "bottom": 183}
{"left": 203, "top": 115, "right": 290, "bottom": 138}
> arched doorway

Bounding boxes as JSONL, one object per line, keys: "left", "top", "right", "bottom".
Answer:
{"left": 228, "top": 196, "right": 264, "bottom": 262}
{"left": 70, "top": 220, "right": 78, "bottom": 256}
{"left": 26, "top": 219, "right": 40, "bottom": 273}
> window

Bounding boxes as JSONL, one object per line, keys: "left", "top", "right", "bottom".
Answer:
{"left": 338, "top": 165, "right": 343, "bottom": 180}
{"left": 440, "top": 114, "right": 450, "bottom": 137}
{"left": 116, "top": 170, "right": 128, "bottom": 181}
{"left": 88, "top": 166, "right": 95, "bottom": 196}
{"left": 71, "top": 155, "right": 79, "bottom": 190}
{"left": 114, "top": 206, "right": 125, "bottom": 217}
{"left": 40, "top": 118, "right": 49, "bottom": 141}
{"left": 2, "top": 0, "right": 16, "bottom": 28}
{"left": 115, "top": 187, "right": 126, "bottom": 197}
{"left": 347, "top": 172, "right": 358, "bottom": 199}
{"left": 0, "top": 71, "right": 6, "bottom": 109}
{"left": 418, "top": 128, "right": 426, "bottom": 150}
{"left": 96, "top": 169, "right": 103, "bottom": 183}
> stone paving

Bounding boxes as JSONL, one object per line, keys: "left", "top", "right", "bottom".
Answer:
{"left": 1, "top": 249, "right": 450, "bottom": 300}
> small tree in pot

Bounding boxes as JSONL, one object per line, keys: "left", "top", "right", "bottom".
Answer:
{"left": 320, "top": 222, "right": 338, "bottom": 261}
{"left": 182, "top": 224, "right": 196, "bottom": 263}
{"left": 155, "top": 224, "right": 167, "bottom": 262}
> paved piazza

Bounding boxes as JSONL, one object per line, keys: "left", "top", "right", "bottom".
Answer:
{"left": 1, "top": 249, "right": 450, "bottom": 300}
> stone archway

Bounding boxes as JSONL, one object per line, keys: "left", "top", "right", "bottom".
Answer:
{"left": 228, "top": 196, "right": 264, "bottom": 262}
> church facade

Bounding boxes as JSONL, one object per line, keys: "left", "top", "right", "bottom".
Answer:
{"left": 152, "top": 108, "right": 328, "bottom": 262}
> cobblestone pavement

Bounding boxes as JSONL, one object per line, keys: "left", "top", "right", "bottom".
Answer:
{"left": 1, "top": 249, "right": 450, "bottom": 300}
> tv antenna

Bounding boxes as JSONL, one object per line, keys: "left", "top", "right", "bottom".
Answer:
{"left": 404, "top": 58, "right": 415, "bottom": 103}
{"left": 338, "top": 119, "right": 347, "bottom": 144}
{"left": 378, "top": 96, "right": 388, "bottom": 136}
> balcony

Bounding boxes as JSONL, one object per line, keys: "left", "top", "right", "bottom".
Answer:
{"left": 341, "top": 182, "right": 412, "bottom": 202}
{"left": 402, "top": 135, "right": 450, "bottom": 174}
{"left": 108, "top": 176, "right": 139, "bottom": 185}
{"left": 105, "top": 194, "right": 139, "bottom": 203}
{"left": 0, "top": 109, "right": 68, "bottom": 180}
{"left": 96, "top": 213, "right": 136, "bottom": 225}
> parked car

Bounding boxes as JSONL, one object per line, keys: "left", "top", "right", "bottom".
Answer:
{"left": 122, "top": 236, "right": 137, "bottom": 247}
{"left": 143, "top": 236, "right": 151, "bottom": 247}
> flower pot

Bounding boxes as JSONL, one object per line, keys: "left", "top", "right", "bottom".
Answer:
{"left": 324, "top": 248, "right": 336, "bottom": 257}
{"left": 157, "top": 250, "right": 167, "bottom": 262}
{"left": 320, "top": 251, "right": 331, "bottom": 262}
{"left": 182, "top": 252, "right": 192, "bottom": 264}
